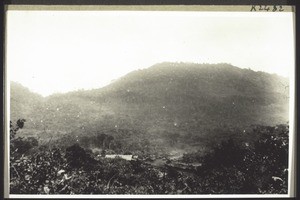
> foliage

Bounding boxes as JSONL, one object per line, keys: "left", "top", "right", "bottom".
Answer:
{"left": 10, "top": 119, "right": 38, "bottom": 157}
{"left": 10, "top": 62, "right": 289, "bottom": 152}
{"left": 181, "top": 151, "right": 203, "bottom": 163}
{"left": 196, "top": 124, "right": 289, "bottom": 194}
{"left": 10, "top": 119, "right": 26, "bottom": 140}
{"left": 10, "top": 119, "right": 289, "bottom": 194}
{"left": 65, "top": 144, "right": 97, "bottom": 169}
{"left": 241, "top": 124, "right": 289, "bottom": 193}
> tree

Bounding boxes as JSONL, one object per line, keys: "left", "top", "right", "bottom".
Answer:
{"left": 241, "top": 124, "right": 289, "bottom": 193}
{"left": 196, "top": 123, "right": 289, "bottom": 194}
{"left": 10, "top": 119, "right": 26, "bottom": 140}
{"left": 65, "top": 143, "right": 97, "bottom": 169}
{"left": 10, "top": 119, "right": 39, "bottom": 156}
{"left": 107, "top": 135, "right": 114, "bottom": 149}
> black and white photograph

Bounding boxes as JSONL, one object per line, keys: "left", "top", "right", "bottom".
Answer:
{"left": 5, "top": 5, "right": 295, "bottom": 198}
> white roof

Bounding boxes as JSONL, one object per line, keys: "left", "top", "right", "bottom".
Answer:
{"left": 105, "top": 155, "right": 133, "bottom": 161}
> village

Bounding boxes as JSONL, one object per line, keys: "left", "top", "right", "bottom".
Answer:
{"left": 93, "top": 148, "right": 202, "bottom": 173}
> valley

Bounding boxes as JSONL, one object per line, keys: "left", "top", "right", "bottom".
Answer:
{"left": 9, "top": 62, "right": 290, "bottom": 194}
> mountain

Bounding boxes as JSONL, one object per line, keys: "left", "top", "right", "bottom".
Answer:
{"left": 10, "top": 62, "right": 289, "bottom": 151}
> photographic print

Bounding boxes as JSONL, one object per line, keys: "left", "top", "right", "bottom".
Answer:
{"left": 5, "top": 5, "right": 295, "bottom": 198}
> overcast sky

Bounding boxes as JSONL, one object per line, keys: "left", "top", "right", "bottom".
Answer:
{"left": 6, "top": 10, "right": 295, "bottom": 96}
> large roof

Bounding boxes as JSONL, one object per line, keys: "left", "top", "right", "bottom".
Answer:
{"left": 105, "top": 155, "right": 133, "bottom": 161}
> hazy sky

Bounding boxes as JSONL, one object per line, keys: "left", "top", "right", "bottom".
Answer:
{"left": 7, "top": 10, "right": 295, "bottom": 96}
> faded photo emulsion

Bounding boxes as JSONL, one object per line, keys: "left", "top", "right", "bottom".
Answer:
{"left": 5, "top": 6, "right": 295, "bottom": 198}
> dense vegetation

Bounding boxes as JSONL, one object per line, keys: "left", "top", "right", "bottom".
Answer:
{"left": 10, "top": 63, "right": 289, "bottom": 153}
{"left": 10, "top": 63, "right": 289, "bottom": 194}
{"left": 10, "top": 119, "right": 289, "bottom": 194}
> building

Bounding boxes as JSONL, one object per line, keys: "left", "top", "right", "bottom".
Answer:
{"left": 105, "top": 154, "right": 138, "bottom": 161}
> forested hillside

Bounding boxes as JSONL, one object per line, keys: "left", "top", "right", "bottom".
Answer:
{"left": 9, "top": 62, "right": 290, "bottom": 194}
{"left": 10, "top": 62, "right": 289, "bottom": 153}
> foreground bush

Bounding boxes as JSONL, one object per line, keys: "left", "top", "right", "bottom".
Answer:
{"left": 10, "top": 119, "right": 289, "bottom": 194}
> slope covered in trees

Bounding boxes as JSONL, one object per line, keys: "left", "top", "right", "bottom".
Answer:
{"left": 9, "top": 62, "right": 290, "bottom": 194}
{"left": 10, "top": 62, "right": 289, "bottom": 153}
